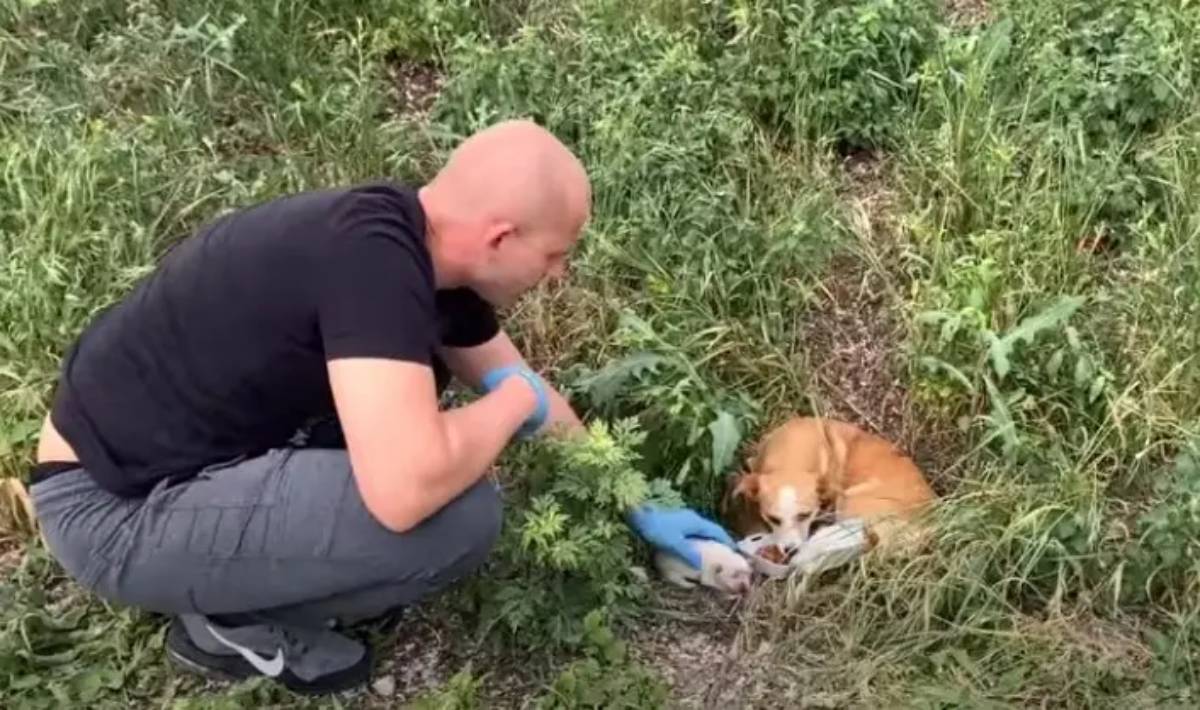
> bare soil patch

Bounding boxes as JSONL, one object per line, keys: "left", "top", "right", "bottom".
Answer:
{"left": 386, "top": 56, "right": 444, "bottom": 119}
{"left": 0, "top": 540, "right": 24, "bottom": 578}
{"left": 365, "top": 587, "right": 777, "bottom": 708}
{"left": 801, "top": 250, "right": 909, "bottom": 444}
{"left": 363, "top": 606, "right": 545, "bottom": 708}
{"left": 802, "top": 150, "right": 964, "bottom": 486}
{"left": 945, "top": 0, "right": 992, "bottom": 27}
{"left": 627, "top": 590, "right": 752, "bottom": 708}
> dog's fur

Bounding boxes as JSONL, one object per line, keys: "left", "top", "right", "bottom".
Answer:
{"left": 723, "top": 416, "right": 935, "bottom": 553}
{"left": 654, "top": 539, "right": 753, "bottom": 596}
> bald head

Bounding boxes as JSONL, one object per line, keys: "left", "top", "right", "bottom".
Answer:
{"left": 418, "top": 120, "right": 591, "bottom": 306}
{"left": 426, "top": 119, "right": 590, "bottom": 238}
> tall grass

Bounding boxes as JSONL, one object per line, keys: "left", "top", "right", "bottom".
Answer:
{"left": 0, "top": 0, "right": 408, "bottom": 481}
{"left": 2, "top": 0, "right": 1200, "bottom": 706}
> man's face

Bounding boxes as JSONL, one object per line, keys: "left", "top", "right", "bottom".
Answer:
{"left": 472, "top": 221, "right": 580, "bottom": 308}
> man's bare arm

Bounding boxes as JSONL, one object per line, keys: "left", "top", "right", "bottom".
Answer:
{"left": 440, "top": 329, "right": 584, "bottom": 436}
{"left": 327, "top": 357, "right": 537, "bottom": 533}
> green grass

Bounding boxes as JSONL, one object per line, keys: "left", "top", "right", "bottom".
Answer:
{"left": 4, "top": 0, "right": 1200, "bottom": 706}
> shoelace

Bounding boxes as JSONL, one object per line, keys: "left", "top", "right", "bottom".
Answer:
{"left": 278, "top": 627, "right": 310, "bottom": 657}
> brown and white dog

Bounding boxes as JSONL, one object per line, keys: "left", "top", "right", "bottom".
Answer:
{"left": 723, "top": 416, "right": 936, "bottom": 555}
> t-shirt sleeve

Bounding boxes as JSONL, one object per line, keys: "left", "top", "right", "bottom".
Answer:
{"left": 317, "top": 226, "right": 437, "bottom": 364}
{"left": 436, "top": 287, "right": 501, "bottom": 348}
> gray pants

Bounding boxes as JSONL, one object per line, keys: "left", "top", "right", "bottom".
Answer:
{"left": 30, "top": 447, "right": 502, "bottom": 627}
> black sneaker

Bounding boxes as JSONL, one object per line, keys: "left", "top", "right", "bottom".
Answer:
{"left": 165, "top": 614, "right": 372, "bottom": 695}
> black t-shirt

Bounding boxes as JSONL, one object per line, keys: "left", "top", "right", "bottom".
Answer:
{"left": 49, "top": 181, "right": 499, "bottom": 497}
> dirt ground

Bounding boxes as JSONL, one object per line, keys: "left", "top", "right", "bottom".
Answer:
{"left": 386, "top": 57, "right": 444, "bottom": 119}
{"left": 945, "top": 0, "right": 992, "bottom": 27}
{"left": 365, "top": 585, "right": 807, "bottom": 709}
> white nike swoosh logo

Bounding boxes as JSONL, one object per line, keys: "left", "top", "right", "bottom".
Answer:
{"left": 205, "top": 623, "right": 286, "bottom": 677}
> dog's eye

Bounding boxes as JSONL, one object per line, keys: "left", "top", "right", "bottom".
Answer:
{"left": 809, "top": 511, "right": 833, "bottom": 530}
{"left": 764, "top": 514, "right": 782, "bottom": 526}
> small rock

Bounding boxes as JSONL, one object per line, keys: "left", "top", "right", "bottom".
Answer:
{"left": 372, "top": 674, "right": 396, "bottom": 697}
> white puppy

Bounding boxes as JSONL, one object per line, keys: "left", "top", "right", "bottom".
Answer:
{"left": 654, "top": 539, "right": 753, "bottom": 596}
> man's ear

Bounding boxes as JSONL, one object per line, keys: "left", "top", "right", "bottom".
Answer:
{"left": 483, "top": 220, "right": 517, "bottom": 251}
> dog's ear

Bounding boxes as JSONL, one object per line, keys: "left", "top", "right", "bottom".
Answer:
{"left": 863, "top": 526, "right": 880, "bottom": 552}
{"left": 815, "top": 474, "right": 836, "bottom": 511}
{"left": 830, "top": 431, "right": 849, "bottom": 478}
{"left": 816, "top": 419, "right": 850, "bottom": 482}
{"left": 731, "top": 472, "right": 761, "bottom": 501}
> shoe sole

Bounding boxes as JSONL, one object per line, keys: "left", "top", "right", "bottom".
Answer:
{"left": 166, "top": 643, "right": 254, "bottom": 682}
{"left": 166, "top": 618, "right": 259, "bottom": 681}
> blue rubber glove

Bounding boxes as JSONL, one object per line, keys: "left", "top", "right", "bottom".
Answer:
{"left": 627, "top": 504, "right": 737, "bottom": 570}
{"left": 480, "top": 364, "right": 549, "bottom": 439}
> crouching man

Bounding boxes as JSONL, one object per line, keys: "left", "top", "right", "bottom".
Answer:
{"left": 29, "top": 119, "right": 733, "bottom": 694}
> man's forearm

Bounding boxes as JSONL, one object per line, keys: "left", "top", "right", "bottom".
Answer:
{"left": 439, "top": 331, "right": 584, "bottom": 436}
{"left": 543, "top": 384, "right": 585, "bottom": 435}
{"left": 405, "top": 377, "right": 537, "bottom": 522}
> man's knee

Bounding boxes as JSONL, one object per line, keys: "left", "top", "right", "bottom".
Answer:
{"left": 431, "top": 477, "right": 503, "bottom": 570}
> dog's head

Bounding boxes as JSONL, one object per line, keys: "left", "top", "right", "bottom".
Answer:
{"left": 732, "top": 470, "right": 827, "bottom": 550}
{"left": 731, "top": 418, "right": 849, "bottom": 550}
{"left": 710, "top": 554, "right": 753, "bottom": 596}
